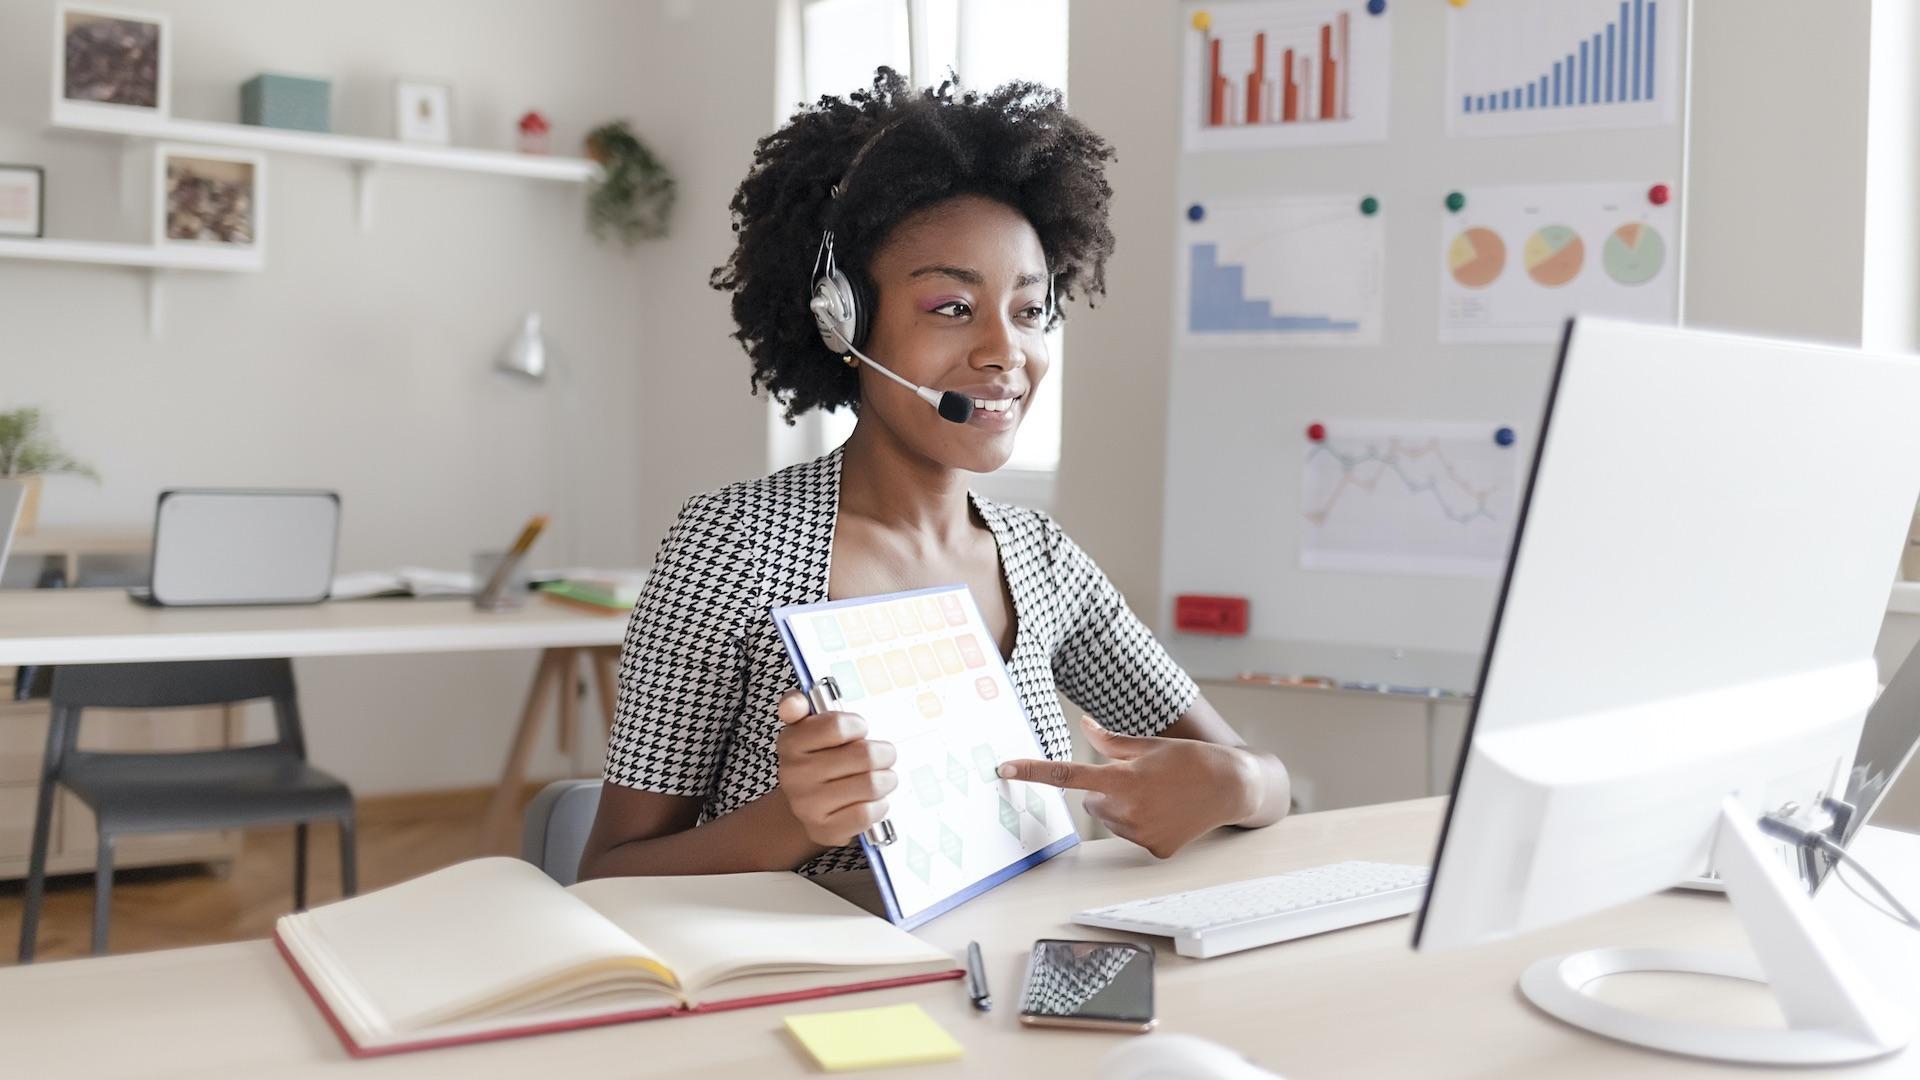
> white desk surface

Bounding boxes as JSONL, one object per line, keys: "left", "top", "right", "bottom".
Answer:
{"left": 0, "top": 589, "right": 627, "bottom": 666}
{"left": 4, "top": 798, "right": 1916, "bottom": 1079}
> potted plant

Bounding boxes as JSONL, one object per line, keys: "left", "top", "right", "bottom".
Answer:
{"left": 0, "top": 407, "right": 99, "bottom": 533}
{"left": 584, "top": 120, "right": 675, "bottom": 248}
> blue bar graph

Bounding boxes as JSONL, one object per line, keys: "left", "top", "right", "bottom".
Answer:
{"left": 1605, "top": 24, "right": 1614, "bottom": 102}
{"left": 1188, "top": 244, "right": 1360, "bottom": 334}
{"left": 1457, "top": 0, "right": 1660, "bottom": 117}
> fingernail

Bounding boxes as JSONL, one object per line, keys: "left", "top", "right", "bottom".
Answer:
{"left": 996, "top": 764, "right": 1014, "bottom": 779}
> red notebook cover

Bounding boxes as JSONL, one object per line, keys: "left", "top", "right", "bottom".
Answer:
{"left": 273, "top": 931, "right": 965, "bottom": 1059}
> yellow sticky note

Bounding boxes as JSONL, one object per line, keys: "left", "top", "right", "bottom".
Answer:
{"left": 783, "top": 1003, "right": 963, "bottom": 1072}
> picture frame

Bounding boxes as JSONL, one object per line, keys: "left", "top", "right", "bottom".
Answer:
{"left": 52, "top": 4, "right": 170, "bottom": 124}
{"left": 394, "top": 80, "right": 453, "bottom": 145}
{"left": 153, "top": 145, "right": 266, "bottom": 254}
{"left": 0, "top": 165, "right": 46, "bottom": 239}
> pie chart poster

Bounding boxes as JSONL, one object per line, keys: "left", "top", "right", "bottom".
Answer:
{"left": 1438, "top": 181, "right": 1677, "bottom": 344}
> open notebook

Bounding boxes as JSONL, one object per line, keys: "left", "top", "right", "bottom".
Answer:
{"left": 274, "top": 857, "right": 963, "bottom": 1057}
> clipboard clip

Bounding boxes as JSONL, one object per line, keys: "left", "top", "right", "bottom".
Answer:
{"left": 808, "top": 676, "right": 897, "bottom": 847}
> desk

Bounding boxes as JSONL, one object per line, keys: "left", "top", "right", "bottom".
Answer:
{"left": 0, "top": 589, "right": 628, "bottom": 841}
{"left": 2, "top": 798, "right": 1913, "bottom": 1078}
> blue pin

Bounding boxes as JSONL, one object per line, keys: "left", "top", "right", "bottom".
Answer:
{"left": 1366, "top": 0, "right": 1386, "bottom": 14}
{"left": 1495, "top": 426, "right": 1516, "bottom": 447}
{"left": 1187, "top": 203, "right": 1206, "bottom": 222}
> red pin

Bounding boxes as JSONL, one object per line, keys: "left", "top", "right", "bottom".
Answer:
{"left": 1307, "top": 422, "right": 1327, "bottom": 442}
{"left": 1649, "top": 183, "right": 1671, "bottom": 206}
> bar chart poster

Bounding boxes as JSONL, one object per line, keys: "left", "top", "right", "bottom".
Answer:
{"left": 1447, "top": 0, "right": 1681, "bottom": 137}
{"left": 1300, "top": 420, "right": 1521, "bottom": 578}
{"left": 1438, "top": 182, "right": 1677, "bottom": 344}
{"left": 1181, "top": 0, "right": 1391, "bottom": 152}
{"left": 1179, "top": 194, "right": 1385, "bottom": 347}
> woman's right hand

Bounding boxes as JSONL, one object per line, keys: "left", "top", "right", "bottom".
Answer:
{"left": 776, "top": 689, "right": 899, "bottom": 848}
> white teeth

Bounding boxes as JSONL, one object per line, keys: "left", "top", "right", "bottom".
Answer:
{"left": 970, "top": 398, "right": 1015, "bottom": 413}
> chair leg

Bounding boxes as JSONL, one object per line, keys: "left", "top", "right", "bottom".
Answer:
{"left": 293, "top": 822, "right": 309, "bottom": 912}
{"left": 92, "top": 833, "right": 116, "bottom": 957}
{"left": 18, "top": 776, "right": 58, "bottom": 963}
{"left": 338, "top": 813, "right": 359, "bottom": 897}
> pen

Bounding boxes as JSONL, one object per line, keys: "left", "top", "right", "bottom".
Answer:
{"left": 808, "top": 677, "right": 896, "bottom": 847}
{"left": 965, "top": 941, "right": 990, "bottom": 1011}
{"left": 475, "top": 514, "right": 548, "bottom": 607}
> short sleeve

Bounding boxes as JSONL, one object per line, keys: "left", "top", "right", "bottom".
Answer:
{"left": 603, "top": 491, "right": 751, "bottom": 799}
{"left": 1044, "top": 516, "right": 1200, "bottom": 737}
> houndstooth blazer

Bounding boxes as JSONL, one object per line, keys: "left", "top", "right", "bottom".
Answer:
{"left": 603, "top": 446, "right": 1200, "bottom": 875}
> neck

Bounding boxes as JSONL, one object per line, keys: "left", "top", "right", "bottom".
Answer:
{"left": 839, "top": 412, "right": 976, "bottom": 542}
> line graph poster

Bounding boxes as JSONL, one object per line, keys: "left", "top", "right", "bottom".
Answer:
{"left": 1448, "top": 0, "right": 1681, "bottom": 137}
{"left": 1440, "top": 181, "right": 1677, "bottom": 344}
{"left": 1179, "top": 194, "right": 1384, "bottom": 346}
{"left": 1300, "top": 420, "right": 1521, "bottom": 577}
{"left": 1182, "top": 0, "right": 1391, "bottom": 152}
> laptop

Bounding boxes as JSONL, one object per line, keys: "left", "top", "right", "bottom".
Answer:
{"left": 129, "top": 489, "right": 340, "bottom": 606}
{"left": 0, "top": 479, "right": 24, "bottom": 585}
{"left": 1681, "top": 636, "right": 1920, "bottom": 892}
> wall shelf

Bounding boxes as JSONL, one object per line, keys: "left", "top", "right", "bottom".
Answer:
{"left": 51, "top": 105, "right": 599, "bottom": 230}
{"left": 0, "top": 237, "right": 262, "bottom": 338}
{"left": 52, "top": 108, "right": 598, "bottom": 182}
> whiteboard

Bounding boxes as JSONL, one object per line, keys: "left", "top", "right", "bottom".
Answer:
{"left": 1158, "top": 0, "right": 1691, "bottom": 686}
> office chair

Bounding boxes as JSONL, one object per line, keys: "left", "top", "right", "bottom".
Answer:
{"left": 19, "top": 658, "right": 357, "bottom": 961}
{"left": 521, "top": 777, "right": 602, "bottom": 886}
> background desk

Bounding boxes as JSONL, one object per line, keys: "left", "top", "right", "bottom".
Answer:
{"left": 2, "top": 798, "right": 1914, "bottom": 1078}
{"left": 0, "top": 590, "right": 629, "bottom": 850}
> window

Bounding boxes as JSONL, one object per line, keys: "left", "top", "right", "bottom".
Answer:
{"left": 780, "top": 0, "right": 1071, "bottom": 501}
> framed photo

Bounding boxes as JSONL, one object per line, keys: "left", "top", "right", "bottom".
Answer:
{"left": 153, "top": 145, "right": 266, "bottom": 253}
{"left": 394, "top": 80, "right": 453, "bottom": 144}
{"left": 53, "top": 4, "right": 170, "bottom": 121}
{"left": 0, "top": 166, "right": 46, "bottom": 239}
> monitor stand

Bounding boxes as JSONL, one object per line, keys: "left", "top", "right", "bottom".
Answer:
{"left": 1518, "top": 797, "right": 1910, "bottom": 1065}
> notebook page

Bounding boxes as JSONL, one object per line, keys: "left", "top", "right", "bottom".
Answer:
{"left": 566, "top": 872, "right": 951, "bottom": 996}
{"left": 281, "top": 857, "right": 676, "bottom": 1035}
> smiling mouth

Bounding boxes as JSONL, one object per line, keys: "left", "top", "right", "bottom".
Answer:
{"left": 969, "top": 395, "right": 1023, "bottom": 414}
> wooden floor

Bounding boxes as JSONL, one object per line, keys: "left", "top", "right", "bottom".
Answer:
{"left": 0, "top": 784, "right": 547, "bottom": 966}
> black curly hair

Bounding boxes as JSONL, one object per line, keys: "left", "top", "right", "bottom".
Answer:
{"left": 710, "top": 67, "right": 1117, "bottom": 422}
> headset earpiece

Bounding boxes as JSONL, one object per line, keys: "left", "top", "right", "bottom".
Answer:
{"left": 810, "top": 232, "right": 872, "bottom": 356}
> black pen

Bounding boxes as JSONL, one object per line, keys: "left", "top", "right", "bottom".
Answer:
{"left": 965, "top": 940, "right": 990, "bottom": 1011}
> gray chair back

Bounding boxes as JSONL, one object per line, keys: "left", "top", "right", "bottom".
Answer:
{"left": 522, "top": 778, "right": 603, "bottom": 886}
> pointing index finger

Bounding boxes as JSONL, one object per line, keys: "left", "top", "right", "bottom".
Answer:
{"left": 996, "top": 757, "right": 1113, "bottom": 792}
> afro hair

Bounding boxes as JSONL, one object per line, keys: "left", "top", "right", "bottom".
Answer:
{"left": 710, "top": 67, "right": 1117, "bottom": 421}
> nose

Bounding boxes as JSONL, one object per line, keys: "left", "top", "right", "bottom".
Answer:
{"left": 969, "top": 312, "right": 1028, "bottom": 373}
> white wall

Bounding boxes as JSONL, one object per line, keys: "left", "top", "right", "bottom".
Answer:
{"left": 1, "top": 0, "right": 777, "bottom": 794}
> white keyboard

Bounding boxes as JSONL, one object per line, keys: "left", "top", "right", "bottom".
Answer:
{"left": 1071, "top": 861, "right": 1431, "bottom": 959}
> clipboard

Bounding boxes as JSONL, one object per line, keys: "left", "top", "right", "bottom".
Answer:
{"left": 773, "top": 585, "right": 1079, "bottom": 929}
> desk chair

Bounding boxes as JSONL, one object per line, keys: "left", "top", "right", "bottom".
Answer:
{"left": 19, "top": 659, "right": 358, "bottom": 961}
{"left": 521, "top": 777, "right": 601, "bottom": 886}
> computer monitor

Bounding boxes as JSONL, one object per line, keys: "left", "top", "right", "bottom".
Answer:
{"left": 1413, "top": 318, "right": 1920, "bottom": 1066}
{"left": 1830, "top": 638, "right": 1920, "bottom": 860}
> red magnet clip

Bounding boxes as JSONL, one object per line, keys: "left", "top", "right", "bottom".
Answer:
{"left": 1648, "top": 183, "right": 1671, "bottom": 206}
{"left": 1175, "top": 595, "right": 1250, "bottom": 636}
{"left": 1307, "top": 422, "right": 1327, "bottom": 442}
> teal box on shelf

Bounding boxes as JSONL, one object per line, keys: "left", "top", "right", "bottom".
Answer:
{"left": 241, "top": 74, "right": 331, "bottom": 133}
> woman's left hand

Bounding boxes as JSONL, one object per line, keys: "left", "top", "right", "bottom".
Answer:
{"left": 997, "top": 716, "right": 1262, "bottom": 859}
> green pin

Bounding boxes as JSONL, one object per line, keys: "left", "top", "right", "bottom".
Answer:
{"left": 1359, "top": 195, "right": 1380, "bottom": 216}
{"left": 1445, "top": 191, "right": 1466, "bottom": 213}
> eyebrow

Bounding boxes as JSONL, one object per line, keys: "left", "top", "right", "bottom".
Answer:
{"left": 908, "top": 264, "right": 1049, "bottom": 289}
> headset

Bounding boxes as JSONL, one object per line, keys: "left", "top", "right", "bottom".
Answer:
{"left": 807, "top": 116, "right": 1055, "bottom": 425}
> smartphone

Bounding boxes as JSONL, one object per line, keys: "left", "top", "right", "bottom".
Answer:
{"left": 1018, "top": 938, "right": 1156, "bottom": 1033}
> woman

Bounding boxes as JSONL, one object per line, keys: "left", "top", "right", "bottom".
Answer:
{"left": 578, "top": 70, "right": 1290, "bottom": 881}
